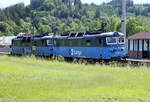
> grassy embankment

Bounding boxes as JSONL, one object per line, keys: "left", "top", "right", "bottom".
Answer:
{"left": 0, "top": 56, "right": 150, "bottom": 102}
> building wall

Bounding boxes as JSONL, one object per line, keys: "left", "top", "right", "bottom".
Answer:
{"left": 128, "top": 51, "right": 142, "bottom": 59}
{"left": 0, "top": 36, "right": 16, "bottom": 45}
{"left": 128, "top": 39, "right": 150, "bottom": 59}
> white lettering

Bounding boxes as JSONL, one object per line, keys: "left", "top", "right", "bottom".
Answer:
{"left": 70, "top": 49, "right": 82, "bottom": 56}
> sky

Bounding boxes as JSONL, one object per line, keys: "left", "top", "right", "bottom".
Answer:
{"left": 0, "top": 0, "right": 150, "bottom": 8}
{"left": 81, "top": 0, "right": 150, "bottom": 5}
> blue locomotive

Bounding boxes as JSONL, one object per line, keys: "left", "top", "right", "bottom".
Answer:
{"left": 54, "top": 31, "right": 127, "bottom": 60}
{"left": 11, "top": 34, "right": 54, "bottom": 57}
{"left": 11, "top": 31, "right": 127, "bottom": 60}
{"left": 32, "top": 35, "right": 54, "bottom": 57}
{"left": 11, "top": 35, "right": 33, "bottom": 55}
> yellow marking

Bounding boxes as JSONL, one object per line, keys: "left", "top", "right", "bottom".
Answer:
{"left": 32, "top": 46, "right": 36, "bottom": 51}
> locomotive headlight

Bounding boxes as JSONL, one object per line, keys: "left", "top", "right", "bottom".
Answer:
{"left": 121, "top": 48, "right": 125, "bottom": 51}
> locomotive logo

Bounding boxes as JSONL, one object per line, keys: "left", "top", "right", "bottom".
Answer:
{"left": 70, "top": 49, "right": 82, "bottom": 56}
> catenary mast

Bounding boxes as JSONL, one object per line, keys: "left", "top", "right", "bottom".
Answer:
{"left": 121, "top": 0, "right": 126, "bottom": 38}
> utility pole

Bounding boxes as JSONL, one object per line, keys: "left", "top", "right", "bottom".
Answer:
{"left": 121, "top": 0, "right": 126, "bottom": 37}
{"left": 122, "top": 0, "right": 127, "bottom": 52}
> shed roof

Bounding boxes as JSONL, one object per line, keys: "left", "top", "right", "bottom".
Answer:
{"left": 128, "top": 32, "right": 150, "bottom": 40}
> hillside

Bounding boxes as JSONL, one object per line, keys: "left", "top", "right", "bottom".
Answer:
{"left": 0, "top": 56, "right": 150, "bottom": 102}
{"left": 0, "top": 0, "right": 150, "bottom": 36}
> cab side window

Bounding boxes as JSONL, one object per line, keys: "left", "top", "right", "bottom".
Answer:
{"left": 69, "top": 40, "right": 73, "bottom": 46}
{"left": 78, "top": 40, "right": 81, "bottom": 46}
{"left": 86, "top": 40, "right": 91, "bottom": 46}
{"left": 59, "top": 40, "right": 65, "bottom": 46}
{"left": 47, "top": 40, "right": 53, "bottom": 46}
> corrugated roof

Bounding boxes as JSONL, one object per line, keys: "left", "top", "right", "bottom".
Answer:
{"left": 128, "top": 32, "right": 150, "bottom": 40}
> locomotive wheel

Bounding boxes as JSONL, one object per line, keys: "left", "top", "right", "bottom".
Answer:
{"left": 64, "top": 57, "right": 73, "bottom": 63}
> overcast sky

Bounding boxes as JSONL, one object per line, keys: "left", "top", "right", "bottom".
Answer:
{"left": 0, "top": 0, "right": 150, "bottom": 8}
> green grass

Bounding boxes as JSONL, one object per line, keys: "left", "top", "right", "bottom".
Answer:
{"left": 0, "top": 56, "right": 150, "bottom": 102}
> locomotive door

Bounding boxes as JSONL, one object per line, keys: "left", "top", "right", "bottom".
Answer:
{"left": 32, "top": 40, "right": 37, "bottom": 54}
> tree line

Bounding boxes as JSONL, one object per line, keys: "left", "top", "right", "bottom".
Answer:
{"left": 0, "top": 0, "right": 150, "bottom": 36}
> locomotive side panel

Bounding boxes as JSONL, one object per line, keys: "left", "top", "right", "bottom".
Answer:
{"left": 54, "top": 37, "right": 105, "bottom": 59}
{"left": 32, "top": 38, "right": 54, "bottom": 57}
{"left": 11, "top": 38, "right": 32, "bottom": 55}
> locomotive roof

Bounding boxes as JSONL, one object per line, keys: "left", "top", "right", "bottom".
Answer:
{"left": 13, "top": 32, "right": 124, "bottom": 41}
{"left": 85, "top": 32, "right": 124, "bottom": 37}
{"left": 56, "top": 32, "right": 124, "bottom": 38}
{"left": 40, "top": 36, "right": 54, "bottom": 39}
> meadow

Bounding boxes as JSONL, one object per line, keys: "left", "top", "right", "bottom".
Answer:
{"left": 0, "top": 56, "right": 150, "bottom": 102}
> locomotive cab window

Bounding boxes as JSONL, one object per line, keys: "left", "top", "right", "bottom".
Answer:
{"left": 33, "top": 41, "right": 37, "bottom": 46}
{"left": 119, "top": 37, "right": 125, "bottom": 44}
{"left": 42, "top": 40, "right": 46, "bottom": 46}
{"left": 106, "top": 37, "right": 117, "bottom": 45}
{"left": 53, "top": 40, "right": 57, "bottom": 46}
{"left": 99, "top": 39, "right": 103, "bottom": 46}
{"left": 34, "top": 40, "right": 45, "bottom": 46}
{"left": 69, "top": 40, "right": 73, "bottom": 46}
{"left": 60, "top": 40, "right": 65, "bottom": 46}
{"left": 16, "top": 40, "right": 21, "bottom": 46}
{"left": 86, "top": 40, "right": 91, "bottom": 46}
{"left": 78, "top": 40, "right": 81, "bottom": 46}
{"left": 47, "top": 40, "right": 53, "bottom": 45}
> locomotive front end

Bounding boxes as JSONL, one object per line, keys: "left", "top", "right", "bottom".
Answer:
{"left": 103, "top": 32, "right": 127, "bottom": 60}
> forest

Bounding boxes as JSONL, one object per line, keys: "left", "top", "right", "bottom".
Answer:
{"left": 0, "top": 0, "right": 150, "bottom": 36}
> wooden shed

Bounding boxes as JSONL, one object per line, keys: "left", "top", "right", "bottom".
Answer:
{"left": 128, "top": 32, "right": 150, "bottom": 59}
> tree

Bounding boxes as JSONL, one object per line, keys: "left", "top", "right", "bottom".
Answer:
{"left": 0, "top": 0, "right": 150, "bottom": 36}
{"left": 126, "top": 17, "right": 145, "bottom": 36}
{"left": 106, "top": 17, "right": 121, "bottom": 32}
{"left": 0, "top": 21, "right": 14, "bottom": 36}
{"left": 38, "top": 24, "right": 51, "bottom": 33}
{"left": 19, "top": 19, "right": 31, "bottom": 34}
